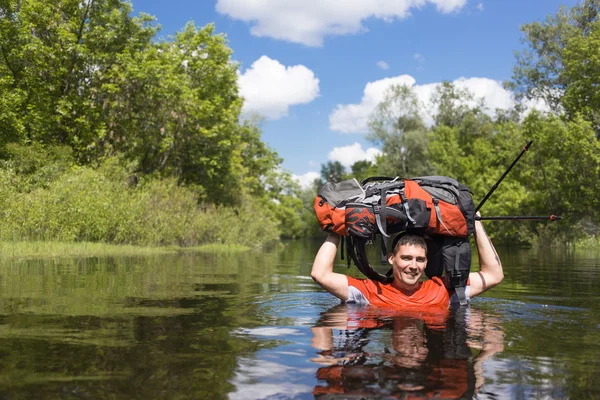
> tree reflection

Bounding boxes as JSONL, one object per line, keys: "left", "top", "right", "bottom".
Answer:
{"left": 310, "top": 305, "right": 504, "bottom": 399}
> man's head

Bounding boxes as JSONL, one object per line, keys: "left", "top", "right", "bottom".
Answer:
{"left": 388, "top": 233, "right": 428, "bottom": 292}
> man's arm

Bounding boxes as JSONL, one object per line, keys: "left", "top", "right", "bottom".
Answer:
{"left": 468, "top": 215, "right": 504, "bottom": 298}
{"left": 311, "top": 233, "right": 349, "bottom": 301}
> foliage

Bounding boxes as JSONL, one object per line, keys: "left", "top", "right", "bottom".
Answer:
{"left": 0, "top": 157, "right": 280, "bottom": 248}
{"left": 0, "top": 0, "right": 157, "bottom": 151}
{"left": 0, "top": 143, "right": 75, "bottom": 190}
{"left": 358, "top": 78, "right": 600, "bottom": 245}
{"left": 320, "top": 161, "right": 347, "bottom": 183}
{"left": 367, "top": 85, "right": 431, "bottom": 177}
{"left": 510, "top": 0, "right": 600, "bottom": 130}
{"left": 562, "top": 18, "right": 600, "bottom": 133}
{"left": 2, "top": 0, "right": 600, "bottom": 247}
{"left": 519, "top": 113, "right": 600, "bottom": 238}
{"left": 0, "top": 0, "right": 304, "bottom": 247}
{"left": 0, "top": 0, "right": 289, "bottom": 206}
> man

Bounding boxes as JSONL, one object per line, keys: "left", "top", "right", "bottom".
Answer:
{"left": 311, "top": 214, "right": 503, "bottom": 307}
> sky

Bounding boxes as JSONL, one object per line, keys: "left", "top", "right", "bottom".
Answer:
{"left": 130, "top": 0, "right": 578, "bottom": 188}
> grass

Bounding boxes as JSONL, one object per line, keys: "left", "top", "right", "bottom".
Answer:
{"left": 0, "top": 240, "right": 251, "bottom": 260}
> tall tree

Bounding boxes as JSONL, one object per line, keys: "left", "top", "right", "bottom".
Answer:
{"left": 562, "top": 18, "right": 600, "bottom": 133}
{"left": 320, "top": 161, "right": 346, "bottom": 183}
{"left": 0, "top": 1, "right": 286, "bottom": 206}
{"left": 367, "top": 84, "right": 431, "bottom": 177}
{"left": 0, "top": 0, "right": 157, "bottom": 154}
{"left": 510, "top": 0, "right": 600, "bottom": 115}
{"left": 350, "top": 160, "right": 377, "bottom": 181}
{"left": 98, "top": 22, "right": 247, "bottom": 203}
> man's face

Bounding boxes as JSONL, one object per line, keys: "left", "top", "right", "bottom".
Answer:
{"left": 388, "top": 244, "right": 427, "bottom": 291}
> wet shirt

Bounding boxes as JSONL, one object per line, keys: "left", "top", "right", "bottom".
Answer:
{"left": 346, "top": 276, "right": 468, "bottom": 309}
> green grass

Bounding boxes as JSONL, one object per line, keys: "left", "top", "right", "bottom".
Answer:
{"left": 0, "top": 240, "right": 250, "bottom": 260}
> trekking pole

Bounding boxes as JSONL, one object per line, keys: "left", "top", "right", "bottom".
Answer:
{"left": 475, "top": 215, "right": 562, "bottom": 221}
{"left": 475, "top": 140, "right": 533, "bottom": 213}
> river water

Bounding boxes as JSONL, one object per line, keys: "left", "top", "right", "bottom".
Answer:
{"left": 0, "top": 238, "right": 599, "bottom": 399}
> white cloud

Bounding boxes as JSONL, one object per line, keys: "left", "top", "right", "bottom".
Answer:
{"left": 377, "top": 60, "right": 390, "bottom": 70}
{"left": 414, "top": 53, "right": 424, "bottom": 62}
{"left": 429, "top": 0, "right": 468, "bottom": 13}
{"left": 328, "top": 143, "right": 382, "bottom": 168}
{"left": 238, "top": 56, "right": 320, "bottom": 120}
{"left": 292, "top": 171, "right": 320, "bottom": 189}
{"left": 477, "top": 2, "right": 484, "bottom": 11}
{"left": 216, "top": 0, "right": 468, "bottom": 47}
{"left": 329, "top": 75, "right": 550, "bottom": 133}
{"left": 329, "top": 74, "right": 417, "bottom": 133}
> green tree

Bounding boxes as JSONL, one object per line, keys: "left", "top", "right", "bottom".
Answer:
{"left": 510, "top": 0, "right": 600, "bottom": 115}
{"left": 320, "top": 161, "right": 346, "bottom": 183}
{"left": 367, "top": 84, "right": 430, "bottom": 177}
{"left": 0, "top": 1, "right": 287, "bottom": 207}
{"left": 520, "top": 113, "right": 600, "bottom": 237}
{"left": 431, "top": 82, "right": 479, "bottom": 128}
{"left": 97, "top": 22, "right": 250, "bottom": 204}
{"left": 562, "top": 18, "right": 600, "bottom": 133}
{"left": 350, "top": 160, "right": 377, "bottom": 181}
{"left": 0, "top": 0, "right": 157, "bottom": 153}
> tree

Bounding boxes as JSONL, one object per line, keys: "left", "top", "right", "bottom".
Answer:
{"left": 320, "top": 161, "right": 346, "bottom": 183}
{"left": 97, "top": 22, "right": 250, "bottom": 204}
{"left": 520, "top": 113, "right": 600, "bottom": 234}
{"left": 367, "top": 84, "right": 431, "bottom": 177}
{"left": 350, "top": 160, "right": 377, "bottom": 181}
{"left": 562, "top": 18, "right": 600, "bottom": 133}
{"left": 431, "top": 82, "right": 479, "bottom": 128}
{"left": 510, "top": 0, "right": 600, "bottom": 115}
{"left": 0, "top": 0, "right": 158, "bottom": 154}
{"left": 0, "top": 1, "right": 286, "bottom": 206}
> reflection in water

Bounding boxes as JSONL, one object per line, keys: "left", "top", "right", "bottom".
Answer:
{"left": 0, "top": 241, "right": 599, "bottom": 398}
{"left": 310, "top": 304, "right": 504, "bottom": 399}
{"left": 0, "top": 253, "right": 288, "bottom": 399}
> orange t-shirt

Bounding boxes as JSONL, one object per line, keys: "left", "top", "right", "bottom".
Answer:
{"left": 347, "top": 276, "right": 458, "bottom": 310}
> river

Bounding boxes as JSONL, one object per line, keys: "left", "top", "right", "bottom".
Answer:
{"left": 0, "top": 238, "right": 598, "bottom": 399}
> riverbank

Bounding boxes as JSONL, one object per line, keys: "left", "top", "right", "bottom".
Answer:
{"left": 0, "top": 241, "right": 251, "bottom": 260}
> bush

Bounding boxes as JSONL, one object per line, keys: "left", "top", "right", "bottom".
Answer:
{"left": 0, "top": 157, "right": 281, "bottom": 248}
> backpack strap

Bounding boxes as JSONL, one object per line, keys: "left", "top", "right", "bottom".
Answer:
{"left": 350, "top": 237, "right": 394, "bottom": 284}
{"left": 451, "top": 241, "right": 468, "bottom": 306}
{"left": 360, "top": 176, "right": 397, "bottom": 185}
{"left": 375, "top": 187, "right": 390, "bottom": 237}
{"left": 432, "top": 197, "right": 453, "bottom": 235}
{"left": 380, "top": 233, "right": 388, "bottom": 264}
{"left": 399, "top": 189, "right": 417, "bottom": 225}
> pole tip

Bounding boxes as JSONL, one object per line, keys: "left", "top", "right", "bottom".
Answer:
{"left": 550, "top": 215, "right": 562, "bottom": 221}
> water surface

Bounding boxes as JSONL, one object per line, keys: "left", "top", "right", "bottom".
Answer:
{"left": 0, "top": 239, "right": 599, "bottom": 399}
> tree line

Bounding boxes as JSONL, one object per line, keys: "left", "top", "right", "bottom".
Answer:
{"left": 302, "top": 1, "right": 600, "bottom": 246}
{"left": 1, "top": 0, "right": 600, "bottom": 247}
{"left": 0, "top": 0, "right": 309, "bottom": 246}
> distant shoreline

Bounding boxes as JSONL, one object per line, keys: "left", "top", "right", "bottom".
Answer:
{"left": 0, "top": 241, "right": 250, "bottom": 260}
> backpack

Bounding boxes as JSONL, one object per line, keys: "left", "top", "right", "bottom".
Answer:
{"left": 314, "top": 176, "right": 475, "bottom": 306}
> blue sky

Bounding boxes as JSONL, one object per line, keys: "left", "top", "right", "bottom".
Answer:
{"left": 130, "top": 0, "right": 577, "bottom": 187}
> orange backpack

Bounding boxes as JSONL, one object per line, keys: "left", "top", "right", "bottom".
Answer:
{"left": 314, "top": 176, "right": 475, "bottom": 239}
{"left": 314, "top": 176, "right": 476, "bottom": 306}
